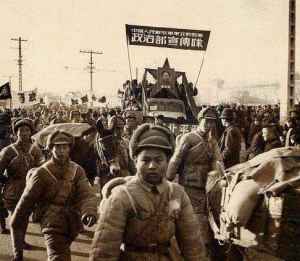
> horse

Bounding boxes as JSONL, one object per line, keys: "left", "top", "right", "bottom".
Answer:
{"left": 206, "top": 147, "right": 300, "bottom": 261}
{"left": 93, "top": 120, "right": 133, "bottom": 190}
{"left": 32, "top": 122, "right": 132, "bottom": 188}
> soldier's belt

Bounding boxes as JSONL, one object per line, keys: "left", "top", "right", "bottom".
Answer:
{"left": 124, "top": 242, "right": 170, "bottom": 254}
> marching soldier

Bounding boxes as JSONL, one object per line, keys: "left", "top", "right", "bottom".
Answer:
{"left": 0, "top": 118, "right": 43, "bottom": 247}
{"left": 122, "top": 111, "right": 138, "bottom": 141}
{"left": 166, "top": 107, "right": 223, "bottom": 260}
{"left": 219, "top": 108, "right": 242, "bottom": 168}
{"left": 10, "top": 130, "right": 97, "bottom": 261}
{"left": 90, "top": 123, "right": 202, "bottom": 261}
{"left": 262, "top": 123, "right": 282, "bottom": 152}
{"left": 0, "top": 112, "right": 12, "bottom": 233}
{"left": 0, "top": 111, "right": 12, "bottom": 150}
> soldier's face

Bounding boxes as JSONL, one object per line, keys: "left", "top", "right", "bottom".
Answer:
{"left": 135, "top": 148, "right": 168, "bottom": 185}
{"left": 52, "top": 144, "right": 70, "bottom": 164}
{"left": 199, "top": 118, "right": 215, "bottom": 133}
{"left": 17, "top": 126, "right": 32, "bottom": 142}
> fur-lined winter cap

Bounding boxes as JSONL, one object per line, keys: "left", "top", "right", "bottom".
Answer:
{"left": 13, "top": 118, "right": 34, "bottom": 134}
{"left": 46, "top": 130, "right": 74, "bottom": 150}
{"left": 129, "top": 123, "right": 174, "bottom": 159}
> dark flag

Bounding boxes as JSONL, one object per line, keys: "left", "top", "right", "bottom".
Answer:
{"left": 0, "top": 82, "right": 12, "bottom": 100}
{"left": 28, "top": 91, "right": 37, "bottom": 102}
{"left": 71, "top": 98, "right": 79, "bottom": 105}
{"left": 98, "top": 96, "right": 106, "bottom": 103}
{"left": 81, "top": 95, "right": 88, "bottom": 103}
{"left": 18, "top": 93, "right": 25, "bottom": 104}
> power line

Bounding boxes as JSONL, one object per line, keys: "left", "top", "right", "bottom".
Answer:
{"left": 79, "top": 49, "right": 103, "bottom": 92}
{"left": 11, "top": 37, "right": 27, "bottom": 92}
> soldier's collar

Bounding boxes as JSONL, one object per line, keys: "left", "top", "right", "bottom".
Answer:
{"left": 15, "top": 140, "right": 32, "bottom": 153}
{"left": 138, "top": 177, "right": 168, "bottom": 195}
{"left": 49, "top": 157, "right": 71, "bottom": 171}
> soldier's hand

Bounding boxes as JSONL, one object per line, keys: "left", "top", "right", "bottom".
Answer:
{"left": 82, "top": 215, "right": 96, "bottom": 227}
{"left": 11, "top": 251, "right": 23, "bottom": 261}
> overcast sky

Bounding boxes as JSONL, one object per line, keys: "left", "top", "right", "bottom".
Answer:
{"left": 0, "top": 0, "right": 299, "bottom": 100}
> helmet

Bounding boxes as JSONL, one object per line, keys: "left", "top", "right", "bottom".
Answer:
{"left": 13, "top": 118, "right": 34, "bottom": 134}
{"left": 197, "top": 107, "right": 217, "bottom": 121}
{"left": 220, "top": 108, "right": 234, "bottom": 120}
{"left": 46, "top": 130, "right": 74, "bottom": 150}
{"left": 129, "top": 123, "right": 175, "bottom": 159}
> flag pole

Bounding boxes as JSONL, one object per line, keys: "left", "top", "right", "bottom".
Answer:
{"left": 193, "top": 51, "right": 206, "bottom": 89}
{"left": 125, "top": 30, "right": 133, "bottom": 88}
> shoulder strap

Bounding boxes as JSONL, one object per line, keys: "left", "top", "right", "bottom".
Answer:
{"left": 42, "top": 165, "right": 58, "bottom": 182}
{"left": 10, "top": 144, "right": 19, "bottom": 156}
{"left": 68, "top": 162, "right": 79, "bottom": 181}
{"left": 167, "top": 181, "right": 174, "bottom": 201}
{"left": 192, "top": 131, "right": 204, "bottom": 142}
{"left": 121, "top": 186, "right": 138, "bottom": 215}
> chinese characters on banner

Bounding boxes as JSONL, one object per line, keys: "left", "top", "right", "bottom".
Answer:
{"left": 126, "top": 24, "right": 210, "bottom": 51}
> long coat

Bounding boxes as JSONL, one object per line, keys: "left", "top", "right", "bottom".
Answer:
{"left": 90, "top": 177, "right": 202, "bottom": 261}
{"left": 219, "top": 125, "right": 242, "bottom": 169}
{"left": 10, "top": 159, "right": 97, "bottom": 258}
{"left": 0, "top": 142, "right": 43, "bottom": 210}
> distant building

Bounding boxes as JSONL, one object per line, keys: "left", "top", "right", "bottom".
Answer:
{"left": 195, "top": 80, "right": 281, "bottom": 105}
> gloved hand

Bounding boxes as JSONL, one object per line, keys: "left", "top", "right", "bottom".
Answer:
{"left": 82, "top": 215, "right": 96, "bottom": 227}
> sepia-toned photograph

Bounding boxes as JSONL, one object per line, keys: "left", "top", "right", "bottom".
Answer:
{"left": 0, "top": 1, "right": 299, "bottom": 260}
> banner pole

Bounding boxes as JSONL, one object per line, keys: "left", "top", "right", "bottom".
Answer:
{"left": 193, "top": 51, "right": 206, "bottom": 89}
{"left": 126, "top": 36, "right": 134, "bottom": 86}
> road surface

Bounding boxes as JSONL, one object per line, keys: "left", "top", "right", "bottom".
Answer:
{"left": 0, "top": 216, "right": 95, "bottom": 261}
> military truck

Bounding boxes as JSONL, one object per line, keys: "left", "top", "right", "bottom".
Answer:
{"left": 120, "top": 58, "right": 199, "bottom": 125}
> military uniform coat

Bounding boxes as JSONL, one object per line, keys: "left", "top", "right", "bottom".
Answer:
{"left": 167, "top": 130, "right": 222, "bottom": 190}
{"left": 0, "top": 142, "right": 43, "bottom": 210}
{"left": 10, "top": 159, "right": 97, "bottom": 258}
{"left": 219, "top": 125, "right": 242, "bottom": 168}
{"left": 90, "top": 177, "right": 202, "bottom": 261}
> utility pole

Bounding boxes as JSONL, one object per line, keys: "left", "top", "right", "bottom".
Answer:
{"left": 80, "top": 50, "right": 103, "bottom": 93}
{"left": 281, "top": 0, "right": 296, "bottom": 122}
{"left": 11, "top": 37, "right": 27, "bottom": 92}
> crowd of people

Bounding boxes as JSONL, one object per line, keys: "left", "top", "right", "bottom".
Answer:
{"left": 0, "top": 101, "right": 299, "bottom": 261}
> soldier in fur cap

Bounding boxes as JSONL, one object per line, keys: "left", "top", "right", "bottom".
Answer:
{"left": 10, "top": 130, "right": 97, "bottom": 261}
{"left": 90, "top": 123, "right": 203, "bottom": 261}
{"left": 0, "top": 118, "right": 44, "bottom": 249}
